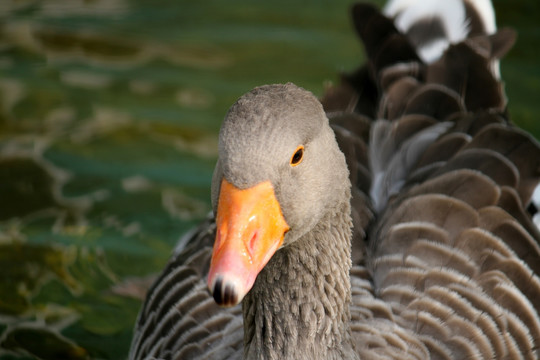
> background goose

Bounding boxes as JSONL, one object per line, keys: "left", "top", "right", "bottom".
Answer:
{"left": 130, "top": 0, "right": 540, "bottom": 359}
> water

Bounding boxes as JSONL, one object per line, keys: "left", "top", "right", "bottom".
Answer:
{"left": 0, "top": 0, "right": 538, "bottom": 358}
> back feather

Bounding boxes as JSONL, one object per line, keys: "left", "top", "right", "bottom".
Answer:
{"left": 323, "top": 1, "right": 540, "bottom": 358}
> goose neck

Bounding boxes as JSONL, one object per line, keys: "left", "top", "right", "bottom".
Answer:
{"left": 242, "top": 200, "right": 358, "bottom": 360}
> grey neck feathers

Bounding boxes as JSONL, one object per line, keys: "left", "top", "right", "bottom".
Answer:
{"left": 242, "top": 195, "right": 359, "bottom": 360}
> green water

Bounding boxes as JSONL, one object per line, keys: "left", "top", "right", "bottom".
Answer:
{"left": 0, "top": 0, "right": 538, "bottom": 358}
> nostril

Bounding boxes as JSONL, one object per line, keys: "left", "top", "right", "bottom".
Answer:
{"left": 248, "top": 231, "right": 258, "bottom": 258}
{"left": 214, "top": 227, "right": 226, "bottom": 254}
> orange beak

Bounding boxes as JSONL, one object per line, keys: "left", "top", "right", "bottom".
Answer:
{"left": 207, "top": 178, "right": 289, "bottom": 307}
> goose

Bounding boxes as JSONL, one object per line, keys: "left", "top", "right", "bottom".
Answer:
{"left": 129, "top": 0, "right": 540, "bottom": 359}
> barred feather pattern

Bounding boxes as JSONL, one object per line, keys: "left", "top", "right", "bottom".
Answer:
{"left": 322, "top": 2, "right": 540, "bottom": 359}
{"left": 129, "top": 215, "right": 244, "bottom": 360}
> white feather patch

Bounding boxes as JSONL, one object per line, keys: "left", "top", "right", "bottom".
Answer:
{"left": 383, "top": 0, "right": 498, "bottom": 64}
{"left": 532, "top": 183, "right": 540, "bottom": 231}
{"left": 384, "top": 0, "right": 468, "bottom": 63}
{"left": 465, "top": 0, "right": 496, "bottom": 33}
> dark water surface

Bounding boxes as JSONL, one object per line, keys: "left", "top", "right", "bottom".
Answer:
{"left": 0, "top": 0, "right": 538, "bottom": 358}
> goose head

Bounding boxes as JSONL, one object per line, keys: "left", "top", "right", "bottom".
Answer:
{"left": 207, "top": 83, "right": 350, "bottom": 307}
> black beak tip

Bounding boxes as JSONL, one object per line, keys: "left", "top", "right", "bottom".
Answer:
{"left": 211, "top": 276, "right": 239, "bottom": 307}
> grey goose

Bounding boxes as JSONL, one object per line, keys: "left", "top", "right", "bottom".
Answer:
{"left": 129, "top": 0, "right": 540, "bottom": 359}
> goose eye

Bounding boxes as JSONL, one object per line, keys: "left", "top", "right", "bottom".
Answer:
{"left": 290, "top": 145, "right": 304, "bottom": 167}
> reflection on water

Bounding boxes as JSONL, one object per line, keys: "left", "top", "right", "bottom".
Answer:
{"left": 0, "top": 0, "right": 538, "bottom": 358}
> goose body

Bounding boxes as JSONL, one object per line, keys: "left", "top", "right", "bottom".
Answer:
{"left": 129, "top": 1, "right": 540, "bottom": 359}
